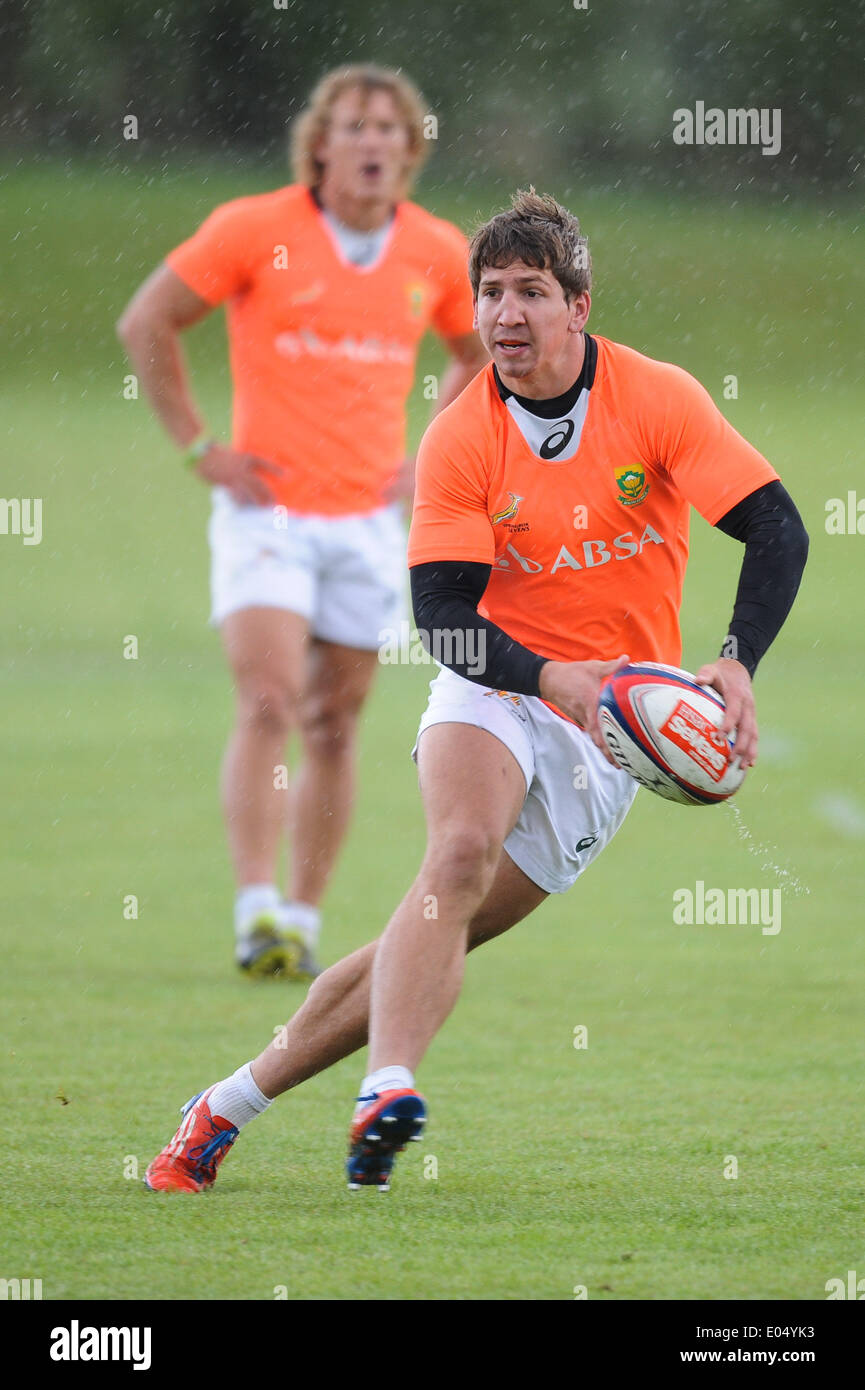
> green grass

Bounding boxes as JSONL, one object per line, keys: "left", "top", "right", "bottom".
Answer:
{"left": 1, "top": 164, "right": 864, "bottom": 1300}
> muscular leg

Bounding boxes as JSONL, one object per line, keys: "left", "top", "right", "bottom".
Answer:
{"left": 287, "top": 640, "right": 379, "bottom": 907}
{"left": 220, "top": 607, "right": 309, "bottom": 886}
{"left": 367, "top": 723, "right": 526, "bottom": 1072}
{"left": 253, "top": 731, "right": 545, "bottom": 1097}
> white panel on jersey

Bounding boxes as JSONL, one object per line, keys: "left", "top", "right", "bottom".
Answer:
{"left": 504, "top": 388, "right": 590, "bottom": 461}
{"left": 322, "top": 210, "right": 395, "bottom": 268}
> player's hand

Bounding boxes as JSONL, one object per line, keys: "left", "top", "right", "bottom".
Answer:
{"left": 694, "top": 657, "right": 757, "bottom": 768}
{"left": 194, "top": 442, "right": 283, "bottom": 506}
{"left": 383, "top": 455, "right": 416, "bottom": 509}
{"left": 539, "top": 653, "right": 631, "bottom": 767}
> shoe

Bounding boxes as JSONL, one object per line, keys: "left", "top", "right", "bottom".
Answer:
{"left": 278, "top": 929, "right": 322, "bottom": 981}
{"left": 275, "top": 902, "right": 322, "bottom": 981}
{"left": 144, "top": 1088, "right": 238, "bottom": 1193}
{"left": 236, "top": 912, "right": 287, "bottom": 977}
{"left": 236, "top": 915, "right": 321, "bottom": 982}
{"left": 346, "top": 1088, "right": 426, "bottom": 1192}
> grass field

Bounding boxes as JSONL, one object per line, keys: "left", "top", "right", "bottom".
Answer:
{"left": 1, "top": 162, "right": 864, "bottom": 1300}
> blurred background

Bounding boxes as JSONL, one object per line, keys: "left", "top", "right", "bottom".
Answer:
{"left": 2, "top": 0, "right": 864, "bottom": 1301}
{"left": 2, "top": 0, "right": 861, "bottom": 193}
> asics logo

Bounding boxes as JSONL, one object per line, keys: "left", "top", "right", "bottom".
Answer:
{"left": 539, "top": 420, "right": 575, "bottom": 459}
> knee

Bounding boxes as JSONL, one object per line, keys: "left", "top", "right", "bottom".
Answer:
{"left": 423, "top": 827, "right": 501, "bottom": 901}
{"left": 237, "top": 680, "right": 300, "bottom": 737}
{"left": 300, "top": 693, "right": 362, "bottom": 758}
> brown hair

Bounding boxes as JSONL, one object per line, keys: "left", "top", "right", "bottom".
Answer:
{"left": 468, "top": 189, "right": 592, "bottom": 301}
{"left": 290, "top": 64, "right": 431, "bottom": 196}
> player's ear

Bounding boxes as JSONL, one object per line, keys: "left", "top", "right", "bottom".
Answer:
{"left": 472, "top": 300, "right": 479, "bottom": 331}
{"left": 568, "top": 290, "right": 591, "bottom": 333}
{"left": 313, "top": 125, "right": 330, "bottom": 168}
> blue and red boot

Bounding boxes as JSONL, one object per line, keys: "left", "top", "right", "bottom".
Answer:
{"left": 346, "top": 1088, "right": 427, "bottom": 1192}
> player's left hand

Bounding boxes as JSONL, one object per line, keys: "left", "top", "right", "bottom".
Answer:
{"left": 383, "top": 455, "right": 416, "bottom": 509}
{"left": 693, "top": 657, "right": 758, "bottom": 768}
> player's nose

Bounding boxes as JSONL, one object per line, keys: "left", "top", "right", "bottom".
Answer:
{"left": 496, "top": 294, "right": 526, "bottom": 325}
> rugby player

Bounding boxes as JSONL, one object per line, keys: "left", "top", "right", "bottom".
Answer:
{"left": 117, "top": 65, "right": 485, "bottom": 980}
{"left": 143, "top": 191, "right": 808, "bottom": 1194}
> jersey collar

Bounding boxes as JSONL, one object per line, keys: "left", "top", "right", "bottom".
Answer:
{"left": 493, "top": 333, "right": 597, "bottom": 418}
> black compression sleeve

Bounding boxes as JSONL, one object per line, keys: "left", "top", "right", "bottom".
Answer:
{"left": 410, "top": 560, "right": 548, "bottom": 694}
{"left": 714, "top": 480, "right": 809, "bottom": 677}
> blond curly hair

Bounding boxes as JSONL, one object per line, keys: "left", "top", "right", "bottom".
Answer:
{"left": 291, "top": 64, "right": 431, "bottom": 196}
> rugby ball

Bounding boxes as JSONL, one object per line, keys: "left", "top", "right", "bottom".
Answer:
{"left": 597, "top": 662, "right": 745, "bottom": 805}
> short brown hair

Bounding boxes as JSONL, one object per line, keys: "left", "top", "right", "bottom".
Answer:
{"left": 291, "top": 64, "right": 431, "bottom": 196}
{"left": 468, "top": 189, "right": 592, "bottom": 301}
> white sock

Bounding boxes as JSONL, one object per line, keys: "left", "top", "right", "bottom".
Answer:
{"left": 234, "top": 883, "right": 280, "bottom": 938}
{"left": 280, "top": 900, "right": 322, "bottom": 946}
{"left": 358, "top": 1065, "right": 415, "bottom": 1107}
{"left": 208, "top": 1062, "right": 273, "bottom": 1130}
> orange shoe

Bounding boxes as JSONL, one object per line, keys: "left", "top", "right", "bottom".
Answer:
{"left": 144, "top": 1088, "right": 239, "bottom": 1194}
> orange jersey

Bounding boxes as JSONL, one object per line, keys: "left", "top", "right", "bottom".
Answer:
{"left": 165, "top": 185, "right": 475, "bottom": 515}
{"left": 408, "top": 335, "right": 780, "bottom": 667}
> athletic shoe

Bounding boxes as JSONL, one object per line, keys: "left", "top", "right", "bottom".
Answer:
{"left": 275, "top": 902, "right": 323, "bottom": 981}
{"left": 278, "top": 929, "right": 322, "bottom": 981}
{"left": 346, "top": 1088, "right": 426, "bottom": 1192}
{"left": 236, "top": 914, "right": 293, "bottom": 978}
{"left": 144, "top": 1088, "right": 238, "bottom": 1194}
{"left": 236, "top": 915, "right": 321, "bottom": 981}
{"left": 235, "top": 912, "right": 285, "bottom": 976}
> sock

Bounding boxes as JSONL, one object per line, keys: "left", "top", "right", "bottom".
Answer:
{"left": 234, "top": 883, "right": 280, "bottom": 938}
{"left": 208, "top": 1062, "right": 273, "bottom": 1130}
{"left": 358, "top": 1065, "right": 415, "bottom": 1109}
{"left": 280, "top": 900, "right": 322, "bottom": 946}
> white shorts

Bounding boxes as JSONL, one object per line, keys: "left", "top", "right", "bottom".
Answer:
{"left": 413, "top": 666, "right": 638, "bottom": 894}
{"left": 208, "top": 488, "right": 407, "bottom": 648}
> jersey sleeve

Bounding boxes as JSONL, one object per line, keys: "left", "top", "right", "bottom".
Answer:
{"left": 407, "top": 405, "right": 495, "bottom": 566}
{"left": 427, "top": 223, "right": 475, "bottom": 339}
{"left": 164, "top": 200, "right": 255, "bottom": 306}
{"left": 651, "top": 363, "right": 780, "bottom": 525}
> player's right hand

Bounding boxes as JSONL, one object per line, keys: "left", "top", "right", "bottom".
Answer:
{"left": 194, "top": 443, "right": 284, "bottom": 506}
{"left": 538, "top": 654, "right": 630, "bottom": 767}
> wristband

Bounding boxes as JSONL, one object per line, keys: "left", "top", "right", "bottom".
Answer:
{"left": 181, "top": 433, "right": 216, "bottom": 469}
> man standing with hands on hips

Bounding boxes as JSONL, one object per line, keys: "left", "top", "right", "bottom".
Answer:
{"left": 118, "top": 64, "right": 486, "bottom": 980}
